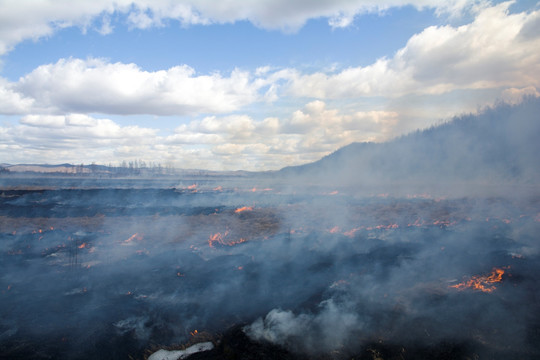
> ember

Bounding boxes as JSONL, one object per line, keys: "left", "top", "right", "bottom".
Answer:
{"left": 1, "top": 179, "right": 539, "bottom": 360}
{"left": 235, "top": 206, "right": 253, "bottom": 213}
{"left": 450, "top": 267, "right": 506, "bottom": 293}
{"left": 208, "top": 231, "right": 248, "bottom": 248}
{"left": 123, "top": 232, "right": 143, "bottom": 244}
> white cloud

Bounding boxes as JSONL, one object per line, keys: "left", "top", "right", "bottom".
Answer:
{"left": 0, "top": 100, "right": 401, "bottom": 170}
{"left": 164, "top": 101, "right": 400, "bottom": 169}
{"left": 288, "top": 2, "right": 540, "bottom": 98}
{"left": 0, "top": 0, "right": 483, "bottom": 55}
{"left": 9, "top": 58, "right": 261, "bottom": 116}
{"left": 500, "top": 86, "right": 540, "bottom": 104}
{"left": 0, "top": 113, "right": 160, "bottom": 164}
{"left": 0, "top": 78, "right": 34, "bottom": 114}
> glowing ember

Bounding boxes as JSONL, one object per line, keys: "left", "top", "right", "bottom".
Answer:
{"left": 124, "top": 233, "right": 143, "bottom": 244}
{"left": 366, "top": 223, "right": 399, "bottom": 230}
{"left": 343, "top": 226, "right": 365, "bottom": 237}
{"left": 450, "top": 267, "right": 506, "bottom": 293}
{"left": 408, "top": 219, "right": 424, "bottom": 227}
{"left": 208, "top": 231, "right": 247, "bottom": 248}
{"left": 235, "top": 206, "right": 253, "bottom": 213}
{"left": 208, "top": 231, "right": 227, "bottom": 247}
{"left": 190, "top": 330, "right": 198, "bottom": 336}
{"left": 328, "top": 226, "right": 340, "bottom": 234}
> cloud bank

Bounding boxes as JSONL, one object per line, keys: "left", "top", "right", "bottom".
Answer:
{"left": 0, "top": 1, "right": 539, "bottom": 170}
{"left": 0, "top": 0, "right": 486, "bottom": 55}
{"left": 287, "top": 2, "right": 540, "bottom": 98}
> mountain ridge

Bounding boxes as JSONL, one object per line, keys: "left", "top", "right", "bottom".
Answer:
{"left": 279, "top": 97, "right": 540, "bottom": 188}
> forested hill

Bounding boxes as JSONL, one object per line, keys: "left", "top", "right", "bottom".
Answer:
{"left": 279, "top": 97, "right": 540, "bottom": 189}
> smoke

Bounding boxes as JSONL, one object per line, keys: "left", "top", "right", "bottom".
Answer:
{"left": 1, "top": 99, "right": 540, "bottom": 359}
{"left": 246, "top": 299, "right": 363, "bottom": 354}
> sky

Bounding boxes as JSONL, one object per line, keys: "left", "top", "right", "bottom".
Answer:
{"left": 0, "top": 0, "right": 539, "bottom": 171}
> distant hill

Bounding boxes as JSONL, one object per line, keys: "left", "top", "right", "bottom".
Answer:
{"left": 279, "top": 97, "right": 540, "bottom": 190}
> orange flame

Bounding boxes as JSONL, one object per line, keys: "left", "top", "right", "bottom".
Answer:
{"left": 124, "top": 233, "right": 143, "bottom": 244}
{"left": 343, "top": 227, "right": 363, "bottom": 237}
{"left": 213, "top": 186, "right": 223, "bottom": 191}
{"left": 78, "top": 242, "right": 87, "bottom": 249}
{"left": 366, "top": 224, "right": 399, "bottom": 231}
{"left": 328, "top": 226, "right": 340, "bottom": 234}
{"left": 208, "top": 231, "right": 247, "bottom": 248}
{"left": 235, "top": 206, "right": 253, "bottom": 213}
{"left": 450, "top": 267, "right": 505, "bottom": 293}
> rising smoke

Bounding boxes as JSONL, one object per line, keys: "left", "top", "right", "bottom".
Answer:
{"left": 1, "top": 99, "right": 540, "bottom": 359}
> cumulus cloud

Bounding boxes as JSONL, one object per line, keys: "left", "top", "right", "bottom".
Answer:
{"left": 0, "top": 78, "right": 34, "bottom": 114}
{"left": 0, "top": 0, "right": 484, "bottom": 55}
{"left": 10, "top": 58, "right": 260, "bottom": 116}
{"left": 163, "top": 101, "right": 399, "bottom": 169}
{"left": 287, "top": 2, "right": 540, "bottom": 98}
{"left": 0, "top": 113, "right": 159, "bottom": 164}
{"left": 0, "top": 101, "right": 400, "bottom": 170}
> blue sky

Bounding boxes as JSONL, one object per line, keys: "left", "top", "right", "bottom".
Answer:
{"left": 0, "top": 0, "right": 539, "bottom": 170}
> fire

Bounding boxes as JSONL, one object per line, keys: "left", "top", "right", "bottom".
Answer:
{"left": 328, "top": 226, "right": 340, "bottom": 234}
{"left": 213, "top": 186, "right": 223, "bottom": 191}
{"left": 432, "top": 220, "right": 457, "bottom": 227}
{"left": 187, "top": 184, "right": 197, "bottom": 190}
{"left": 208, "top": 231, "right": 247, "bottom": 248}
{"left": 208, "top": 232, "right": 227, "bottom": 247}
{"left": 78, "top": 242, "right": 87, "bottom": 249}
{"left": 366, "top": 224, "right": 399, "bottom": 230}
{"left": 449, "top": 267, "right": 506, "bottom": 293}
{"left": 123, "top": 233, "right": 143, "bottom": 244}
{"left": 408, "top": 218, "right": 424, "bottom": 227}
{"left": 343, "top": 227, "right": 363, "bottom": 237}
{"left": 235, "top": 206, "right": 253, "bottom": 213}
{"left": 190, "top": 330, "right": 198, "bottom": 336}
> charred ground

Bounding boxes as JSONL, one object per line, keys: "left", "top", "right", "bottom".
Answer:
{"left": 1, "top": 178, "right": 539, "bottom": 359}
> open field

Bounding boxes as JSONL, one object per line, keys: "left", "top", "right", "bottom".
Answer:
{"left": 1, "top": 177, "right": 540, "bottom": 359}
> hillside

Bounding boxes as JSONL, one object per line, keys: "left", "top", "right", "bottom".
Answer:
{"left": 279, "top": 97, "right": 540, "bottom": 189}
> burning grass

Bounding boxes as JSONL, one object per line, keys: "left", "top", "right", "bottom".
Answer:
{"left": 1, "top": 184, "right": 539, "bottom": 359}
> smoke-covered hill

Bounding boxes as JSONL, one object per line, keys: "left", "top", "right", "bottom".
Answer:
{"left": 279, "top": 97, "right": 540, "bottom": 190}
